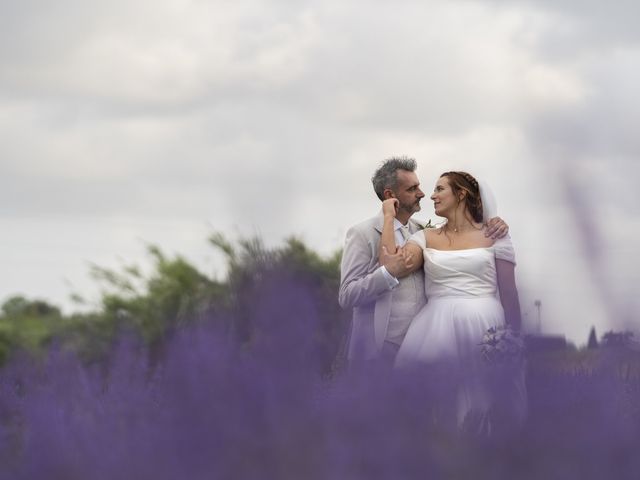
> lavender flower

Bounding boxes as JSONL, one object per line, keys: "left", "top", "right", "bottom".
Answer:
{"left": 0, "top": 282, "right": 638, "bottom": 479}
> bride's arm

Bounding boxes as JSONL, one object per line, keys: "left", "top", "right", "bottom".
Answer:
{"left": 377, "top": 199, "right": 423, "bottom": 278}
{"left": 378, "top": 198, "right": 398, "bottom": 260}
{"left": 379, "top": 241, "right": 423, "bottom": 279}
{"left": 398, "top": 241, "right": 424, "bottom": 277}
{"left": 496, "top": 259, "right": 522, "bottom": 331}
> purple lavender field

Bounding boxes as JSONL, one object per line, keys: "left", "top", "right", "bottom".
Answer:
{"left": 1, "top": 239, "right": 639, "bottom": 480}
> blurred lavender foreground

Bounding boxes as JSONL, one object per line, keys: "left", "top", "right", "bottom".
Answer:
{"left": 1, "top": 237, "right": 640, "bottom": 479}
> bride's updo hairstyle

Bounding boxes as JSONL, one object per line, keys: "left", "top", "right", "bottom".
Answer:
{"left": 440, "top": 171, "right": 483, "bottom": 223}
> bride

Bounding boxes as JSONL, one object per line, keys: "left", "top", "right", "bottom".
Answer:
{"left": 380, "top": 171, "right": 526, "bottom": 431}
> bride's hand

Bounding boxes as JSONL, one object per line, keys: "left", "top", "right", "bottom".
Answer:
{"left": 382, "top": 198, "right": 399, "bottom": 218}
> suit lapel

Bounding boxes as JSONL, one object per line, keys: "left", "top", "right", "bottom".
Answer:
{"left": 373, "top": 211, "right": 384, "bottom": 234}
{"left": 408, "top": 218, "right": 423, "bottom": 235}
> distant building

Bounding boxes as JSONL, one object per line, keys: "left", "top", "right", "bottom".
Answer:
{"left": 601, "top": 330, "right": 639, "bottom": 351}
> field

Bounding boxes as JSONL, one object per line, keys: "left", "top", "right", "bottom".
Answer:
{"left": 1, "top": 237, "right": 638, "bottom": 479}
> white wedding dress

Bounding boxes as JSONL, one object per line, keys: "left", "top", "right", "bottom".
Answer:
{"left": 396, "top": 230, "right": 526, "bottom": 430}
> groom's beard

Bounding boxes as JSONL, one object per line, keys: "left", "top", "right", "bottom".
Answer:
{"left": 399, "top": 199, "right": 421, "bottom": 215}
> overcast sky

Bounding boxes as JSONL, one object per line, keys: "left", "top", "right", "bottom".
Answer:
{"left": 2, "top": 0, "right": 639, "bottom": 345}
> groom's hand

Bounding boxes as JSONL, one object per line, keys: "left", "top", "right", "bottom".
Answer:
{"left": 381, "top": 246, "right": 414, "bottom": 278}
{"left": 485, "top": 216, "right": 509, "bottom": 239}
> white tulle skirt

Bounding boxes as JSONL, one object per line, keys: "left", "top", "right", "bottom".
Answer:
{"left": 396, "top": 296, "right": 504, "bottom": 366}
{"left": 395, "top": 295, "right": 526, "bottom": 433}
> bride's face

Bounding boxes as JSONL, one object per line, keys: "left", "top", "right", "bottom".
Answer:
{"left": 430, "top": 177, "right": 459, "bottom": 217}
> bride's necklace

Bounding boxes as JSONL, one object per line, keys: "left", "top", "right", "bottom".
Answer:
{"left": 446, "top": 223, "right": 468, "bottom": 233}
{"left": 446, "top": 221, "right": 481, "bottom": 234}
{"left": 445, "top": 212, "right": 477, "bottom": 234}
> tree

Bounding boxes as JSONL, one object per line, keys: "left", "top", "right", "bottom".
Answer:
{"left": 1, "top": 295, "right": 61, "bottom": 319}
{"left": 0, "top": 234, "right": 348, "bottom": 373}
{"left": 89, "top": 244, "right": 228, "bottom": 340}
{"left": 209, "top": 233, "right": 349, "bottom": 374}
{"left": 587, "top": 326, "right": 598, "bottom": 349}
{"left": 0, "top": 295, "right": 64, "bottom": 360}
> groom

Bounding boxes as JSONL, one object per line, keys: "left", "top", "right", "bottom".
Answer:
{"left": 338, "top": 157, "right": 507, "bottom": 366}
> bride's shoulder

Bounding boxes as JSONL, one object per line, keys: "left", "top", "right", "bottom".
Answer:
{"left": 423, "top": 226, "right": 445, "bottom": 247}
{"left": 491, "top": 233, "right": 514, "bottom": 246}
{"left": 492, "top": 235, "right": 516, "bottom": 264}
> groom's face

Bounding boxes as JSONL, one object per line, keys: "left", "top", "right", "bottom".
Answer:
{"left": 393, "top": 170, "right": 425, "bottom": 216}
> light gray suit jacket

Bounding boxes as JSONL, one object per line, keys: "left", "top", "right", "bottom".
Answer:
{"left": 338, "top": 212, "right": 425, "bottom": 361}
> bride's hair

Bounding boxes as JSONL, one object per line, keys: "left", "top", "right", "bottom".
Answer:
{"left": 440, "top": 171, "right": 483, "bottom": 223}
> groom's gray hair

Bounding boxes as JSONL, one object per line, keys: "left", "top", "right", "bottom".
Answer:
{"left": 371, "top": 156, "right": 418, "bottom": 201}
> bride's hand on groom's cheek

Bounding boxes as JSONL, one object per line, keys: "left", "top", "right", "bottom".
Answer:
{"left": 382, "top": 198, "right": 399, "bottom": 217}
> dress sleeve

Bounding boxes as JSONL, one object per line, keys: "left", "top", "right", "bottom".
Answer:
{"left": 408, "top": 230, "right": 427, "bottom": 249}
{"left": 493, "top": 235, "right": 516, "bottom": 265}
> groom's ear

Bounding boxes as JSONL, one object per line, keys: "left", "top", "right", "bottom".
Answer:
{"left": 383, "top": 188, "right": 395, "bottom": 199}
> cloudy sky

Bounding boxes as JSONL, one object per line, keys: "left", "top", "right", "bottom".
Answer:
{"left": 2, "top": 0, "right": 639, "bottom": 345}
